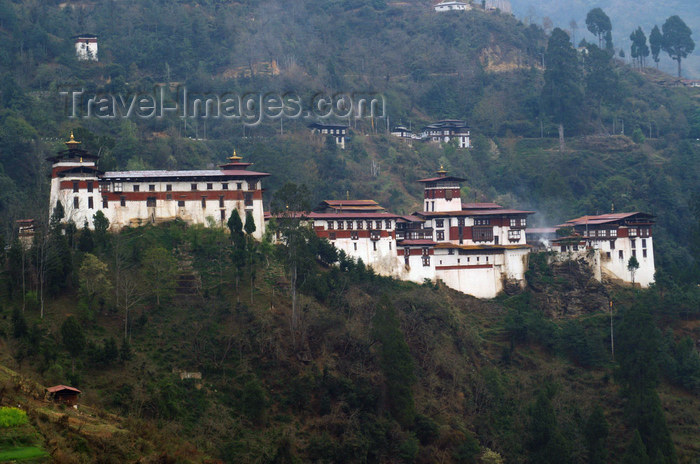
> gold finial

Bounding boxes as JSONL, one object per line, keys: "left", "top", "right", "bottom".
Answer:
{"left": 437, "top": 164, "right": 447, "bottom": 176}
{"left": 65, "top": 131, "right": 81, "bottom": 149}
{"left": 229, "top": 149, "right": 242, "bottom": 161}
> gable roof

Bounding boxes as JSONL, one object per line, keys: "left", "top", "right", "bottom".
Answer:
{"left": 46, "top": 385, "right": 81, "bottom": 394}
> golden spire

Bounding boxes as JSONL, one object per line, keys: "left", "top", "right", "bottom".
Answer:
{"left": 229, "top": 149, "right": 242, "bottom": 161}
{"left": 437, "top": 164, "right": 447, "bottom": 176}
{"left": 65, "top": 131, "right": 81, "bottom": 149}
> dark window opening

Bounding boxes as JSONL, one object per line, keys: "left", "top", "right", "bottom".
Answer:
{"left": 149, "top": 184, "right": 155, "bottom": 192}
{"left": 133, "top": 185, "right": 139, "bottom": 192}
{"left": 120, "top": 196, "right": 126, "bottom": 207}
{"left": 74, "top": 197, "right": 79, "bottom": 208}
{"left": 166, "top": 184, "right": 172, "bottom": 191}
{"left": 191, "top": 183, "right": 198, "bottom": 190}
{"left": 88, "top": 197, "right": 93, "bottom": 209}
{"left": 87, "top": 182, "right": 93, "bottom": 193}
{"left": 73, "top": 181, "right": 79, "bottom": 192}
{"left": 102, "top": 198, "right": 108, "bottom": 208}
{"left": 178, "top": 200, "right": 185, "bottom": 207}
{"left": 207, "top": 183, "right": 213, "bottom": 190}
{"left": 244, "top": 193, "right": 253, "bottom": 206}
{"left": 147, "top": 197, "right": 156, "bottom": 207}
{"left": 219, "top": 196, "right": 224, "bottom": 208}
{"left": 222, "top": 183, "right": 228, "bottom": 190}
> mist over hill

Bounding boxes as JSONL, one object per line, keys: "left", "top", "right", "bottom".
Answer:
{"left": 511, "top": 0, "right": 700, "bottom": 77}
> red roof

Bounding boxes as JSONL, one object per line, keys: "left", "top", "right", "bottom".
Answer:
{"left": 308, "top": 212, "right": 399, "bottom": 219}
{"left": 462, "top": 202, "right": 502, "bottom": 210}
{"left": 417, "top": 175, "right": 466, "bottom": 183}
{"left": 46, "top": 385, "right": 81, "bottom": 394}
{"left": 396, "top": 215, "right": 425, "bottom": 223}
{"left": 560, "top": 212, "right": 654, "bottom": 227}
{"left": 322, "top": 200, "right": 380, "bottom": 207}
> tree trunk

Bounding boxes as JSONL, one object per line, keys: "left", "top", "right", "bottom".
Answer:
{"left": 558, "top": 123, "right": 565, "bottom": 152}
{"left": 677, "top": 58, "right": 682, "bottom": 78}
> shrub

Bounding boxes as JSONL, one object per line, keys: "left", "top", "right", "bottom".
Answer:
{"left": 0, "top": 407, "right": 28, "bottom": 428}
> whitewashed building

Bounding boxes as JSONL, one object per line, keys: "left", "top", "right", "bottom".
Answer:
{"left": 420, "top": 120, "right": 471, "bottom": 148}
{"left": 73, "top": 34, "right": 98, "bottom": 61}
{"left": 309, "top": 122, "right": 348, "bottom": 149}
{"left": 555, "top": 213, "right": 656, "bottom": 287}
{"left": 276, "top": 168, "right": 534, "bottom": 298}
{"left": 434, "top": 1, "right": 471, "bottom": 12}
{"left": 48, "top": 134, "right": 268, "bottom": 239}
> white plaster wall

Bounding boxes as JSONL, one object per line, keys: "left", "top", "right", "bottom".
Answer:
{"left": 436, "top": 267, "right": 500, "bottom": 299}
{"left": 75, "top": 42, "right": 98, "bottom": 61}
{"left": 596, "top": 237, "right": 654, "bottom": 287}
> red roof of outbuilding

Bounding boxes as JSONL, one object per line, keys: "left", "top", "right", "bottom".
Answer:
{"left": 46, "top": 385, "right": 81, "bottom": 394}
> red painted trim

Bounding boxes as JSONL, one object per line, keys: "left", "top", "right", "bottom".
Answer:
{"left": 617, "top": 228, "right": 629, "bottom": 238}
{"left": 435, "top": 264, "right": 493, "bottom": 270}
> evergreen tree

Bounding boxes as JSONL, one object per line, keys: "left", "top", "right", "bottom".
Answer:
{"left": 585, "top": 8, "right": 612, "bottom": 48}
{"left": 50, "top": 201, "right": 64, "bottom": 231}
{"left": 93, "top": 210, "right": 110, "bottom": 247}
{"left": 541, "top": 28, "right": 582, "bottom": 152}
{"left": 371, "top": 296, "right": 416, "bottom": 427}
{"left": 622, "top": 430, "right": 649, "bottom": 464}
{"left": 661, "top": 15, "right": 695, "bottom": 77}
{"left": 649, "top": 25, "right": 663, "bottom": 68}
{"left": 585, "top": 44, "right": 619, "bottom": 115}
{"left": 11, "top": 307, "right": 28, "bottom": 338}
{"left": 78, "top": 221, "right": 94, "bottom": 252}
{"left": 584, "top": 404, "right": 609, "bottom": 464}
{"left": 628, "top": 255, "right": 640, "bottom": 285}
{"left": 61, "top": 316, "right": 86, "bottom": 373}
{"left": 630, "top": 27, "right": 650, "bottom": 69}
{"left": 244, "top": 210, "right": 256, "bottom": 236}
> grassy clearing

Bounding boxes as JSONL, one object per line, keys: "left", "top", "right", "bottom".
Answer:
{"left": 0, "top": 446, "right": 49, "bottom": 461}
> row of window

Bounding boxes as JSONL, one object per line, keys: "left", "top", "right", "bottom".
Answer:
{"left": 584, "top": 228, "right": 651, "bottom": 238}
{"left": 76, "top": 194, "right": 254, "bottom": 209}
{"left": 108, "top": 181, "right": 255, "bottom": 193}
{"left": 610, "top": 249, "right": 649, "bottom": 259}
{"left": 584, "top": 229, "right": 618, "bottom": 238}
{"left": 430, "top": 218, "right": 527, "bottom": 228}
{"left": 437, "top": 256, "right": 490, "bottom": 265}
{"left": 327, "top": 219, "right": 393, "bottom": 230}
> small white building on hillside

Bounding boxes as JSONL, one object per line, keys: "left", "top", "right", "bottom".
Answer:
{"left": 434, "top": 1, "right": 471, "bottom": 12}
{"left": 73, "top": 34, "right": 98, "bottom": 61}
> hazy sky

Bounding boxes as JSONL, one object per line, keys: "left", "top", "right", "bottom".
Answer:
{"left": 511, "top": 0, "right": 699, "bottom": 77}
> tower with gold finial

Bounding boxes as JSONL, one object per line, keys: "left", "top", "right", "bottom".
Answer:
{"left": 46, "top": 132, "right": 102, "bottom": 228}
{"left": 219, "top": 149, "right": 253, "bottom": 170}
{"left": 417, "top": 166, "right": 465, "bottom": 213}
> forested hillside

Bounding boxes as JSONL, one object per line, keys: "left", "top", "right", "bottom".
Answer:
{"left": 1, "top": 1, "right": 700, "bottom": 462}
{"left": 1, "top": 222, "right": 699, "bottom": 463}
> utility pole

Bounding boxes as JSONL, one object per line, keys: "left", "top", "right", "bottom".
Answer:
{"left": 609, "top": 300, "right": 615, "bottom": 361}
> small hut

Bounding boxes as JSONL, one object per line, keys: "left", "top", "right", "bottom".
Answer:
{"left": 46, "top": 385, "right": 81, "bottom": 406}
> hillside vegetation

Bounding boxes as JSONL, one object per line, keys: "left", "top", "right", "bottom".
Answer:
{"left": 1, "top": 221, "right": 699, "bottom": 463}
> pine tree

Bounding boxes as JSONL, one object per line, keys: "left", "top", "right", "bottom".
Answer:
{"left": 622, "top": 430, "right": 649, "bottom": 464}
{"left": 661, "top": 15, "right": 695, "bottom": 77}
{"left": 584, "top": 405, "right": 609, "bottom": 464}
{"left": 372, "top": 296, "right": 416, "bottom": 427}
{"left": 649, "top": 25, "right": 663, "bottom": 68}
{"left": 61, "top": 316, "right": 86, "bottom": 373}
{"left": 542, "top": 28, "right": 582, "bottom": 152}
{"left": 585, "top": 8, "right": 612, "bottom": 48}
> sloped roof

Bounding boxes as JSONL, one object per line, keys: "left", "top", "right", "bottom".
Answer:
{"left": 102, "top": 169, "right": 269, "bottom": 179}
{"left": 46, "top": 385, "right": 81, "bottom": 394}
{"left": 560, "top": 212, "right": 654, "bottom": 227}
{"left": 462, "top": 202, "right": 502, "bottom": 210}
